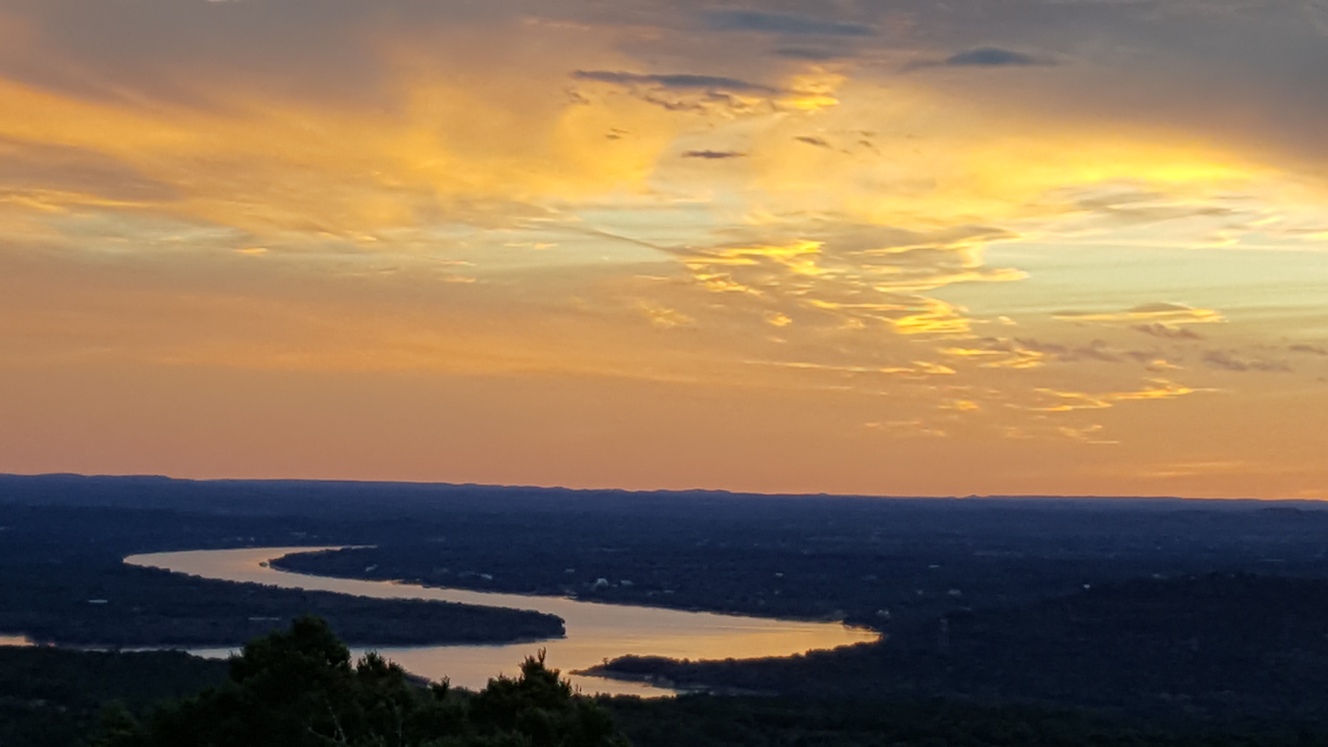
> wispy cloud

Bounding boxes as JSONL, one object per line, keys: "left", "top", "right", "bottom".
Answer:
{"left": 1055, "top": 303, "right": 1225, "bottom": 327}
{"left": 942, "top": 47, "right": 1053, "bottom": 67}
{"left": 681, "top": 149, "right": 747, "bottom": 160}
{"left": 569, "top": 68, "right": 835, "bottom": 114}
{"left": 771, "top": 48, "right": 849, "bottom": 61}
{"left": 702, "top": 9, "right": 874, "bottom": 37}
{"left": 572, "top": 70, "right": 777, "bottom": 94}
{"left": 1029, "top": 379, "right": 1206, "bottom": 412}
{"left": 1132, "top": 323, "right": 1204, "bottom": 340}
{"left": 1202, "top": 350, "right": 1290, "bottom": 373}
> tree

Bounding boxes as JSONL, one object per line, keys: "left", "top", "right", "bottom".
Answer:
{"left": 470, "top": 651, "right": 624, "bottom": 747}
{"left": 96, "top": 617, "right": 627, "bottom": 747}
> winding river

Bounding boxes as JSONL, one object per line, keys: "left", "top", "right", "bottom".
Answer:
{"left": 126, "top": 546, "right": 879, "bottom": 697}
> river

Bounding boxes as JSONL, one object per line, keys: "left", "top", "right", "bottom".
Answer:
{"left": 126, "top": 546, "right": 879, "bottom": 697}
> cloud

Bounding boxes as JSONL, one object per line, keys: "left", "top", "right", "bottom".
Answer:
{"left": 864, "top": 419, "right": 948, "bottom": 438}
{"left": 1202, "top": 350, "right": 1290, "bottom": 373}
{"left": 1030, "top": 378, "right": 1204, "bottom": 412}
{"left": 654, "top": 224, "right": 1027, "bottom": 365}
{"left": 1290, "top": 344, "right": 1328, "bottom": 356}
{"left": 941, "top": 339, "right": 1046, "bottom": 369}
{"left": 638, "top": 301, "right": 694, "bottom": 329}
{"left": 0, "top": 136, "right": 181, "bottom": 206}
{"left": 1058, "top": 423, "right": 1118, "bottom": 445}
{"left": 569, "top": 68, "right": 819, "bottom": 115}
{"left": 1055, "top": 303, "right": 1225, "bottom": 326}
{"left": 907, "top": 47, "right": 1056, "bottom": 71}
{"left": 1137, "top": 460, "right": 1258, "bottom": 480}
{"left": 3, "top": 0, "right": 1326, "bottom": 475}
{"left": 940, "top": 335, "right": 1172, "bottom": 370}
{"left": 752, "top": 359, "right": 955, "bottom": 379}
{"left": 682, "top": 149, "right": 747, "bottom": 160}
{"left": 572, "top": 70, "right": 777, "bottom": 94}
{"left": 1014, "top": 337, "right": 1121, "bottom": 363}
{"left": 771, "top": 48, "right": 848, "bottom": 61}
{"left": 1071, "top": 189, "right": 1238, "bottom": 225}
{"left": 943, "top": 47, "right": 1053, "bottom": 67}
{"left": 1132, "top": 323, "right": 1204, "bottom": 340}
{"left": 702, "top": 9, "right": 874, "bottom": 37}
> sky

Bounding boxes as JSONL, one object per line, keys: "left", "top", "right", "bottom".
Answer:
{"left": 1, "top": 0, "right": 1326, "bottom": 499}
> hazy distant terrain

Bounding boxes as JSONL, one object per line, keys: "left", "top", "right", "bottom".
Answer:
{"left": 0, "top": 478, "right": 566, "bottom": 646}
{"left": 275, "top": 495, "right": 1328, "bottom": 629}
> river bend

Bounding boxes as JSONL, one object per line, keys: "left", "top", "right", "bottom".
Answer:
{"left": 126, "top": 546, "right": 879, "bottom": 697}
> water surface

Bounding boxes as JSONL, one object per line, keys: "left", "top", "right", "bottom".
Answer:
{"left": 127, "top": 546, "right": 878, "bottom": 696}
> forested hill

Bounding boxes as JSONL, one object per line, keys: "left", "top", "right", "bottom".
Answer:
{"left": 588, "top": 572, "right": 1328, "bottom": 725}
{"left": 0, "top": 647, "right": 226, "bottom": 747}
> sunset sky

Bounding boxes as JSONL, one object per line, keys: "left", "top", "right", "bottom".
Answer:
{"left": 2, "top": 0, "right": 1326, "bottom": 498}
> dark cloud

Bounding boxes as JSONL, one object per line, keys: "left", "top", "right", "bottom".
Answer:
{"left": 1015, "top": 337, "right": 1121, "bottom": 363}
{"left": 1290, "top": 344, "right": 1328, "bottom": 356}
{"left": 682, "top": 149, "right": 747, "bottom": 159}
{"left": 572, "top": 70, "right": 776, "bottom": 93}
{"left": 703, "top": 9, "right": 874, "bottom": 37}
{"left": 794, "top": 136, "right": 831, "bottom": 148}
{"left": 908, "top": 47, "right": 1055, "bottom": 71}
{"left": 1203, "top": 350, "right": 1290, "bottom": 373}
{"left": 636, "top": 91, "right": 764, "bottom": 114}
{"left": 946, "top": 47, "right": 1051, "bottom": 67}
{"left": 771, "top": 47, "right": 848, "bottom": 61}
{"left": 1133, "top": 323, "right": 1203, "bottom": 340}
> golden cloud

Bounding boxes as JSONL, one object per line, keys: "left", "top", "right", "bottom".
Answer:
{"left": 1054, "top": 303, "right": 1225, "bottom": 326}
{"left": 1029, "top": 378, "right": 1205, "bottom": 412}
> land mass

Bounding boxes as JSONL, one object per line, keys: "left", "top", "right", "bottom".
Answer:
{"left": 5, "top": 474, "right": 1328, "bottom": 744}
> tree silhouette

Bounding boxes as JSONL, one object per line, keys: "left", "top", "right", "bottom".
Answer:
{"left": 96, "top": 617, "right": 626, "bottom": 747}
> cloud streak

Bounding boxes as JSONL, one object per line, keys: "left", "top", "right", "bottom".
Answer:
{"left": 572, "top": 70, "right": 777, "bottom": 93}
{"left": 908, "top": 47, "right": 1057, "bottom": 71}
{"left": 682, "top": 149, "right": 747, "bottom": 159}
{"left": 1055, "top": 303, "right": 1225, "bottom": 327}
{"left": 702, "top": 9, "right": 874, "bottom": 37}
{"left": 1202, "top": 350, "right": 1290, "bottom": 373}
